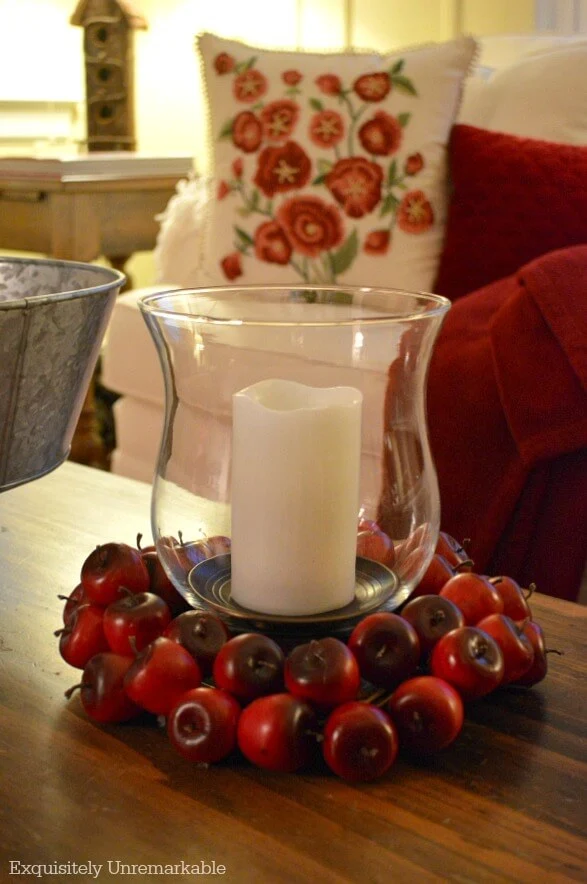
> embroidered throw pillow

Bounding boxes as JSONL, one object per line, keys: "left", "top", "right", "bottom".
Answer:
{"left": 196, "top": 33, "right": 477, "bottom": 290}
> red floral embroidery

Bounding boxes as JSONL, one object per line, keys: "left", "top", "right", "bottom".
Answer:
{"left": 353, "top": 72, "right": 391, "bottom": 102}
{"left": 276, "top": 196, "right": 343, "bottom": 257}
{"left": 405, "top": 153, "right": 424, "bottom": 176}
{"left": 232, "top": 111, "right": 263, "bottom": 153}
{"left": 358, "top": 112, "right": 402, "bottom": 157}
{"left": 315, "top": 74, "right": 342, "bottom": 95}
{"left": 217, "top": 180, "right": 230, "bottom": 200}
{"left": 254, "top": 221, "right": 292, "bottom": 264}
{"left": 214, "top": 53, "right": 235, "bottom": 75}
{"left": 364, "top": 230, "right": 391, "bottom": 255}
{"left": 397, "top": 190, "right": 434, "bottom": 233}
{"left": 233, "top": 69, "right": 268, "bottom": 103}
{"left": 212, "top": 47, "right": 426, "bottom": 282}
{"left": 309, "top": 111, "right": 344, "bottom": 149}
{"left": 260, "top": 100, "right": 300, "bottom": 143}
{"left": 254, "top": 141, "right": 312, "bottom": 198}
{"left": 325, "top": 157, "right": 383, "bottom": 218}
{"left": 283, "top": 70, "right": 302, "bottom": 86}
{"left": 220, "top": 253, "right": 242, "bottom": 280}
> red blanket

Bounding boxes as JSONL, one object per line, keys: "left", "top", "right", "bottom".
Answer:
{"left": 427, "top": 245, "right": 587, "bottom": 600}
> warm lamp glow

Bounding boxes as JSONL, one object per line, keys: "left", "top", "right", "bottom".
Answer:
{"left": 0, "top": 0, "right": 539, "bottom": 165}
{"left": 0, "top": 0, "right": 83, "bottom": 101}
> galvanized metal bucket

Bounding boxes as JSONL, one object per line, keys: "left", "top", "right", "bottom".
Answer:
{"left": 0, "top": 257, "right": 125, "bottom": 491}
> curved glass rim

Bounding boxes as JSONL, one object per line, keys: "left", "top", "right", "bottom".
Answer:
{"left": 139, "top": 284, "right": 451, "bottom": 327}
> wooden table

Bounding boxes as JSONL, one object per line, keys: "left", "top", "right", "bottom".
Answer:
{"left": 0, "top": 160, "right": 191, "bottom": 469}
{"left": 1, "top": 463, "right": 586, "bottom": 883}
{"left": 0, "top": 163, "right": 191, "bottom": 277}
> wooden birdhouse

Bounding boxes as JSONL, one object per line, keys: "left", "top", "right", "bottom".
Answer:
{"left": 71, "top": 0, "right": 147, "bottom": 152}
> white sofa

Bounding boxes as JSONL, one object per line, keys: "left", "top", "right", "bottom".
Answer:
{"left": 102, "top": 33, "right": 586, "bottom": 484}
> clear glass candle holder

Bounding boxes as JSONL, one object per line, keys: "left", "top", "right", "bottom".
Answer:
{"left": 140, "top": 285, "right": 449, "bottom": 628}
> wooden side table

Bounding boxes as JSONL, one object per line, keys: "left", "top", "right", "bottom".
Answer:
{"left": 0, "top": 157, "right": 192, "bottom": 467}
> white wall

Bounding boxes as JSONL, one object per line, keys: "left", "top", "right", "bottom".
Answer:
{"left": 536, "top": 0, "right": 587, "bottom": 31}
{"left": 0, "top": 0, "right": 544, "bottom": 164}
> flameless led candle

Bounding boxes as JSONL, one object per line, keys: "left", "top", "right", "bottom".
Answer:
{"left": 230, "top": 379, "right": 363, "bottom": 616}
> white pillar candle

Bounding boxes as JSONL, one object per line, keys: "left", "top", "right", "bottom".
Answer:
{"left": 230, "top": 379, "right": 363, "bottom": 616}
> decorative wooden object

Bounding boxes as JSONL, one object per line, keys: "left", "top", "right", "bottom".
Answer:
{"left": 70, "top": 0, "right": 147, "bottom": 152}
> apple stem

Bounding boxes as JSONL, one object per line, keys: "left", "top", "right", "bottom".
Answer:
{"left": 117, "top": 586, "right": 136, "bottom": 601}
{"left": 455, "top": 559, "right": 474, "bottom": 572}
{"left": 411, "top": 710, "right": 424, "bottom": 733}
{"left": 248, "top": 656, "right": 278, "bottom": 673}
{"left": 517, "top": 616, "right": 531, "bottom": 636}
{"left": 360, "top": 745, "right": 379, "bottom": 759}
{"left": 64, "top": 683, "right": 83, "bottom": 699}
{"left": 430, "top": 610, "right": 446, "bottom": 627}
{"left": 524, "top": 582, "right": 536, "bottom": 601}
{"left": 305, "top": 728, "right": 324, "bottom": 743}
{"left": 360, "top": 688, "right": 391, "bottom": 707}
{"left": 546, "top": 648, "right": 564, "bottom": 656}
{"left": 307, "top": 640, "right": 326, "bottom": 667}
{"left": 136, "top": 533, "right": 143, "bottom": 551}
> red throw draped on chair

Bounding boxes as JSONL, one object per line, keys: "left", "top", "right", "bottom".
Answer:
{"left": 385, "top": 245, "right": 587, "bottom": 601}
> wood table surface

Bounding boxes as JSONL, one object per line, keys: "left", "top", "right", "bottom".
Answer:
{"left": 0, "top": 463, "right": 585, "bottom": 883}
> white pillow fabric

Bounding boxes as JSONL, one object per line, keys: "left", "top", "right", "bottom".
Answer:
{"left": 474, "top": 33, "right": 585, "bottom": 69}
{"left": 459, "top": 41, "right": 587, "bottom": 145}
{"left": 195, "top": 32, "right": 477, "bottom": 292}
{"left": 153, "top": 174, "right": 213, "bottom": 287}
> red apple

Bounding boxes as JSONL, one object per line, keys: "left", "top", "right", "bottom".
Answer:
{"left": 285, "top": 638, "right": 360, "bottom": 709}
{"left": 400, "top": 594, "right": 465, "bottom": 656}
{"left": 388, "top": 675, "right": 464, "bottom": 753}
{"left": 164, "top": 611, "right": 230, "bottom": 675}
{"left": 435, "top": 532, "right": 473, "bottom": 570}
{"left": 348, "top": 612, "right": 420, "bottom": 689}
{"left": 511, "top": 621, "right": 551, "bottom": 687}
{"left": 488, "top": 575, "right": 532, "bottom": 622}
{"left": 439, "top": 572, "right": 503, "bottom": 625}
{"left": 66, "top": 652, "right": 141, "bottom": 723}
{"left": 430, "top": 626, "right": 504, "bottom": 701}
{"left": 56, "top": 604, "right": 110, "bottom": 670}
{"left": 356, "top": 527, "right": 395, "bottom": 567}
{"left": 103, "top": 590, "right": 171, "bottom": 656}
{"left": 411, "top": 554, "right": 456, "bottom": 597}
{"left": 476, "top": 613, "right": 534, "bottom": 685}
{"left": 81, "top": 542, "right": 149, "bottom": 606}
{"left": 167, "top": 687, "right": 240, "bottom": 763}
{"left": 237, "top": 693, "right": 318, "bottom": 773}
{"left": 124, "top": 637, "right": 202, "bottom": 716}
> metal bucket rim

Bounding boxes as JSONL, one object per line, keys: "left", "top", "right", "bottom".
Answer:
{"left": 0, "top": 257, "right": 125, "bottom": 311}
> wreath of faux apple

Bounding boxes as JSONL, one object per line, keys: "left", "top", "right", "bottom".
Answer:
{"left": 57, "top": 528, "right": 556, "bottom": 783}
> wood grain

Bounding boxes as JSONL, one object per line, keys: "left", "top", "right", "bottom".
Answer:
{"left": 0, "top": 463, "right": 585, "bottom": 882}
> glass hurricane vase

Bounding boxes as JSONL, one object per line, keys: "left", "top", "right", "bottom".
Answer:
{"left": 140, "top": 285, "right": 449, "bottom": 634}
